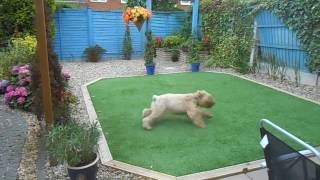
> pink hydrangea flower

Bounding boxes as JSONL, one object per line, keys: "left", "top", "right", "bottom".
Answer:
{"left": 11, "top": 66, "right": 19, "bottom": 75}
{"left": 17, "top": 97, "right": 26, "bottom": 105}
{"left": 15, "top": 87, "right": 28, "bottom": 97}
{"left": 18, "top": 79, "right": 27, "bottom": 86}
{"left": 5, "top": 91, "right": 16, "bottom": 99}
{"left": 6, "top": 85, "right": 15, "bottom": 93}
{"left": 25, "top": 76, "right": 32, "bottom": 83}
{"left": 18, "top": 67, "right": 30, "bottom": 74}
{"left": 4, "top": 94, "right": 12, "bottom": 104}
{"left": 63, "top": 71, "right": 71, "bottom": 81}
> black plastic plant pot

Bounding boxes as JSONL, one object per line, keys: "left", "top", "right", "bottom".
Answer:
{"left": 67, "top": 154, "right": 99, "bottom": 180}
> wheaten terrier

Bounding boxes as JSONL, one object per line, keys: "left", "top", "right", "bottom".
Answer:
{"left": 142, "top": 90, "right": 215, "bottom": 130}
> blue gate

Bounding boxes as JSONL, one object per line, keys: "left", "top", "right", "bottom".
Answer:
{"left": 256, "top": 10, "right": 310, "bottom": 72}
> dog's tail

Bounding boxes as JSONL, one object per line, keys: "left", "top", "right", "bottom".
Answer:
{"left": 152, "top": 95, "right": 158, "bottom": 102}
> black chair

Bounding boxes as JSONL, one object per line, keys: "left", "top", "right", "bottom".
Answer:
{"left": 260, "top": 119, "right": 320, "bottom": 180}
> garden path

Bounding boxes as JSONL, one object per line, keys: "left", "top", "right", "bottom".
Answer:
{"left": 0, "top": 102, "right": 27, "bottom": 180}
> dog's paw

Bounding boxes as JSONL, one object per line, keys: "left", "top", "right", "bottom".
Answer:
{"left": 198, "top": 124, "right": 207, "bottom": 128}
{"left": 142, "top": 121, "right": 153, "bottom": 130}
{"left": 203, "top": 112, "right": 213, "bottom": 119}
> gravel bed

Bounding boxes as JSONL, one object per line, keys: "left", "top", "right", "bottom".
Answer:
{"left": 46, "top": 59, "right": 319, "bottom": 179}
{"left": 17, "top": 112, "right": 40, "bottom": 180}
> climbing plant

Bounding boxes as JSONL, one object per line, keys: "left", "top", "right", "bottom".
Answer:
{"left": 122, "top": 26, "right": 133, "bottom": 60}
{"left": 144, "top": 30, "right": 156, "bottom": 65}
{"left": 200, "top": 0, "right": 255, "bottom": 73}
{"left": 255, "top": 0, "right": 320, "bottom": 71}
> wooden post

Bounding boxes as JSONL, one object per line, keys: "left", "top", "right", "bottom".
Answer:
{"left": 250, "top": 20, "right": 258, "bottom": 67}
{"left": 191, "top": 0, "right": 199, "bottom": 36}
{"left": 35, "top": 0, "right": 54, "bottom": 126}
{"left": 146, "top": 0, "right": 152, "bottom": 31}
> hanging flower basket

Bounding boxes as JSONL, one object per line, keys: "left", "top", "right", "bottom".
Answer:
{"left": 123, "top": 6, "right": 152, "bottom": 32}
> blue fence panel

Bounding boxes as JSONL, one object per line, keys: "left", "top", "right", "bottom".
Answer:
{"left": 54, "top": 9, "right": 89, "bottom": 60}
{"left": 54, "top": 8, "right": 187, "bottom": 61}
{"left": 151, "top": 11, "right": 188, "bottom": 38}
{"left": 256, "top": 10, "right": 310, "bottom": 72}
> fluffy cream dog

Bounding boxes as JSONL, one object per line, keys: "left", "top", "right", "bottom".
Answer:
{"left": 142, "top": 90, "right": 215, "bottom": 130}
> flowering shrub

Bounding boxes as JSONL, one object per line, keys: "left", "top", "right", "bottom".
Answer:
{"left": 198, "top": 37, "right": 211, "bottom": 51}
{"left": 4, "top": 65, "right": 32, "bottom": 111}
{"left": 163, "top": 36, "right": 184, "bottom": 49}
{"left": 154, "top": 37, "right": 162, "bottom": 48}
{"left": 0, "top": 35, "right": 37, "bottom": 79}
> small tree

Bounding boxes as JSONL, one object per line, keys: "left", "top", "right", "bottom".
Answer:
{"left": 122, "top": 26, "right": 133, "bottom": 60}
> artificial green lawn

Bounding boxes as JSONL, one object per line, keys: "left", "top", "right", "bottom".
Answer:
{"left": 88, "top": 72, "right": 320, "bottom": 176}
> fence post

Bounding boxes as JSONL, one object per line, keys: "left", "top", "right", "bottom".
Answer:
{"left": 87, "top": 8, "right": 94, "bottom": 47}
{"left": 250, "top": 20, "right": 258, "bottom": 67}
{"left": 192, "top": 0, "right": 199, "bottom": 36}
{"left": 35, "top": 0, "right": 54, "bottom": 126}
{"left": 146, "top": 0, "right": 152, "bottom": 31}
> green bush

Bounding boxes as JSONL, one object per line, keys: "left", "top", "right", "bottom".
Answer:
{"left": 180, "top": 38, "right": 193, "bottom": 52}
{"left": 208, "top": 35, "right": 251, "bottom": 73}
{"left": 163, "top": 36, "right": 184, "bottom": 49}
{"left": 0, "top": 35, "right": 37, "bottom": 79}
{"left": 47, "top": 121, "right": 100, "bottom": 167}
{"left": 0, "top": 0, "right": 35, "bottom": 42}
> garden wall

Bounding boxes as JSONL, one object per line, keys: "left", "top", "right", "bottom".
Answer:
{"left": 53, "top": 8, "right": 188, "bottom": 61}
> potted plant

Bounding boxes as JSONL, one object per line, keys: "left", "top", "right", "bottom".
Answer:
{"left": 179, "top": 38, "right": 193, "bottom": 62}
{"left": 170, "top": 48, "right": 180, "bottom": 62}
{"left": 188, "top": 40, "right": 201, "bottom": 72}
{"left": 198, "top": 37, "right": 211, "bottom": 61}
{"left": 47, "top": 121, "right": 100, "bottom": 180}
{"left": 144, "top": 31, "right": 156, "bottom": 75}
{"left": 84, "top": 44, "right": 106, "bottom": 62}
{"left": 157, "top": 35, "right": 183, "bottom": 61}
{"left": 123, "top": 5, "right": 152, "bottom": 31}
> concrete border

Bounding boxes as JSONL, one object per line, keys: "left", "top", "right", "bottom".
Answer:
{"left": 81, "top": 71, "right": 319, "bottom": 179}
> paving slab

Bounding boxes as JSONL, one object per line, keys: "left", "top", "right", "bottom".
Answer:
{"left": 219, "top": 174, "right": 251, "bottom": 180}
{"left": 0, "top": 105, "right": 27, "bottom": 180}
{"left": 246, "top": 169, "right": 268, "bottom": 180}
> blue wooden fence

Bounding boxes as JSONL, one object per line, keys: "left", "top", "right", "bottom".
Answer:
{"left": 53, "top": 8, "right": 188, "bottom": 61}
{"left": 256, "top": 10, "right": 310, "bottom": 72}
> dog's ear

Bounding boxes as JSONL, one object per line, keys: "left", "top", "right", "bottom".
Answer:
{"left": 195, "top": 90, "right": 204, "bottom": 99}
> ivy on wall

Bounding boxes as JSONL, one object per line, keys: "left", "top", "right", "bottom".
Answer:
{"left": 200, "top": 0, "right": 255, "bottom": 73}
{"left": 256, "top": 0, "right": 320, "bottom": 71}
